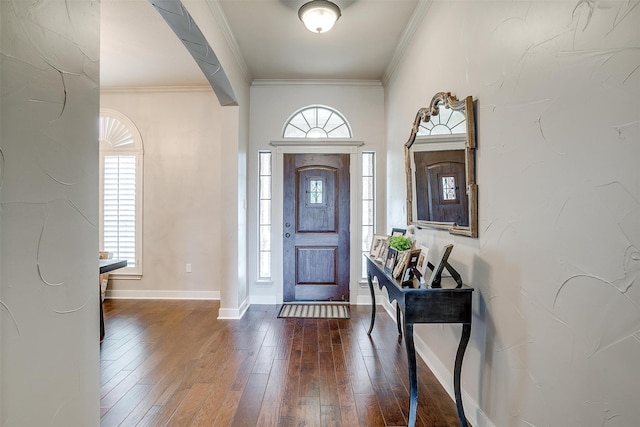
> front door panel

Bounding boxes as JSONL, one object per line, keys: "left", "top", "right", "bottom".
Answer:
{"left": 283, "top": 154, "right": 350, "bottom": 301}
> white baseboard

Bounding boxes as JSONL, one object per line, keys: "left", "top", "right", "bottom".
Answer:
{"left": 413, "top": 333, "right": 495, "bottom": 427}
{"left": 105, "top": 289, "right": 220, "bottom": 300}
{"left": 355, "top": 293, "right": 373, "bottom": 305}
{"left": 380, "top": 298, "right": 495, "bottom": 427}
{"left": 249, "top": 294, "right": 279, "bottom": 305}
{"left": 218, "top": 298, "right": 250, "bottom": 320}
{"left": 106, "top": 289, "right": 253, "bottom": 320}
{"left": 250, "top": 291, "right": 373, "bottom": 306}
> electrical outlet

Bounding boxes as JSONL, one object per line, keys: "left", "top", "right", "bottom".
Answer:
{"left": 186, "top": 263, "right": 192, "bottom": 273}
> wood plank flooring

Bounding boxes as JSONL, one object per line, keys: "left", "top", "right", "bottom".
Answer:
{"left": 100, "top": 300, "right": 464, "bottom": 427}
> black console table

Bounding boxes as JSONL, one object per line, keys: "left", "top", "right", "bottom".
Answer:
{"left": 365, "top": 254, "right": 473, "bottom": 427}
{"left": 99, "top": 259, "right": 127, "bottom": 342}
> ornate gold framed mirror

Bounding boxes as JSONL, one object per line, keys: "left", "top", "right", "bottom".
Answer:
{"left": 405, "top": 92, "right": 478, "bottom": 237}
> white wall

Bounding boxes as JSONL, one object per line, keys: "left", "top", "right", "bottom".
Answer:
{"left": 101, "top": 89, "right": 226, "bottom": 299}
{"left": 248, "top": 81, "right": 386, "bottom": 304}
{"left": 101, "top": 0, "right": 252, "bottom": 315}
{"left": 1, "top": 1, "right": 100, "bottom": 425}
{"left": 183, "top": 0, "right": 251, "bottom": 317}
{"left": 386, "top": 1, "right": 640, "bottom": 426}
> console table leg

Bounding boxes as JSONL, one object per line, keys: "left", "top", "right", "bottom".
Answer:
{"left": 367, "top": 273, "right": 376, "bottom": 335}
{"left": 454, "top": 323, "right": 471, "bottom": 427}
{"left": 405, "top": 322, "right": 417, "bottom": 427}
{"left": 396, "top": 303, "right": 403, "bottom": 338}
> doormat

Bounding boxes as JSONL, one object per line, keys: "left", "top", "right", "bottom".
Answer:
{"left": 277, "top": 304, "right": 350, "bottom": 319}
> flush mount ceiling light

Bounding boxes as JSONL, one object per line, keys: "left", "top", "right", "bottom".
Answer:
{"left": 298, "top": 0, "right": 341, "bottom": 34}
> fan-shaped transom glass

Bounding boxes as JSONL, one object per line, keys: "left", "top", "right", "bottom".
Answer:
{"left": 416, "top": 105, "right": 466, "bottom": 136}
{"left": 99, "top": 115, "right": 136, "bottom": 149}
{"left": 283, "top": 106, "right": 352, "bottom": 138}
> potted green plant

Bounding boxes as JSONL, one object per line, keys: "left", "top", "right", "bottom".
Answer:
{"left": 388, "top": 235, "right": 412, "bottom": 251}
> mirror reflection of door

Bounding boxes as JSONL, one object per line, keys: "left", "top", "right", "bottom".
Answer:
{"left": 414, "top": 150, "right": 468, "bottom": 226}
{"left": 283, "top": 154, "right": 350, "bottom": 302}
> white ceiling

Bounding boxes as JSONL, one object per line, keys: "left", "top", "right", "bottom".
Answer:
{"left": 100, "top": 0, "right": 421, "bottom": 88}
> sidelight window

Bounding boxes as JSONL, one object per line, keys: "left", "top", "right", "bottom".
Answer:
{"left": 361, "top": 152, "right": 375, "bottom": 279}
{"left": 258, "top": 151, "right": 272, "bottom": 279}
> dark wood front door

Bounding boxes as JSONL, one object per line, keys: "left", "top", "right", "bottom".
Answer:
{"left": 283, "top": 153, "right": 350, "bottom": 301}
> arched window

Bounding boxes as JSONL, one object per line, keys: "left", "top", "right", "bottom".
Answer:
{"left": 99, "top": 110, "right": 144, "bottom": 276}
{"left": 416, "top": 105, "right": 466, "bottom": 136}
{"left": 283, "top": 105, "right": 352, "bottom": 138}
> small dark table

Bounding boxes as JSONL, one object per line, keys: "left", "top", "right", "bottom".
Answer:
{"left": 365, "top": 254, "right": 473, "bottom": 427}
{"left": 99, "top": 259, "right": 127, "bottom": 342}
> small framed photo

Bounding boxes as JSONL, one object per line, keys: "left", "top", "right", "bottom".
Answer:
{"left": 384, "top": 247, "right": 398, "bottom": 275}
{"left": 416, "top": 245, "right": 430, "bottom": 280}
{"left": 369, "top": 234, "right": 388, "bottom": 258}
{"left": 376, "top": 239, "right": 389, "bottom": 263}
{"left": 401, "top": 248, "right": 423, "bottom": 284}
{"left": 393, "top": 250, "right": 410, "bottom": 279}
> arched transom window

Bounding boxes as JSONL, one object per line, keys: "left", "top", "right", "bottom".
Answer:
{"left": 283, "top": 105, "right": 352, "bottom": 138}
{"left": 416, "top": 105, "right": 466, "bottom": 136}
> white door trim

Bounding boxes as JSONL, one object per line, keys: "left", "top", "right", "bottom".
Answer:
{"left": 271, "top": 141, "right": 363, "bottom": 304}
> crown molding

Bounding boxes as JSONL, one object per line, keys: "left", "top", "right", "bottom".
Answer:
{"left": 205, "top": 0, "right": 253, "bottom": 84}
{"left": 252, "top": 79, "right": 383, "bottom": 87}
{"left": 382, "top": 0, "right": 433, "bottom": 85}
{"left": 100, "top": 85, "right": 214, "bottom": 94}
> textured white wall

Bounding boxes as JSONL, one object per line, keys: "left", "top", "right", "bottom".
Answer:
{"left": 100, "top": 90, "right": 225, "bottom": 298}
{"left": 386, "top": 1, "right": 640, "bottom": 426}
{"left": 0, "top": 1, "right": 100, "bottom": 425}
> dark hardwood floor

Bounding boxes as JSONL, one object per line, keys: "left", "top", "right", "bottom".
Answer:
{"left": 100, "top": 299, "right": 463, "bottom": 427}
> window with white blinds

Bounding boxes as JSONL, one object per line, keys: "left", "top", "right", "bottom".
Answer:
{"left": 103, "top": 155, "right": 137, "bottom": 265}
{"left": 99, "top": 110, "right": 143, "bottom": 276}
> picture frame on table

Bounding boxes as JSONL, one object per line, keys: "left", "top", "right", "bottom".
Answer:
{"left": 376, "top": 239, "right": 389, "bottom": 263}
{"left": 393, "top": 250, "right": 410, "bottom": 279}
{"left": 426, "top": 244, "right": 454, "bottom": 288}
{"left": 384, "top": 247, "right": 398, "bottom": 275}
{"left": 369, "top": 234, "right": 388, "bottom": 258}
{"left": 416, "top": 245, "right": 430, "bottom": 281}
{"left": 400, "top": 248, "right": 423, "bottom": 284}
{"left": 391, "top": 228, "right": 406, "bottom": 236}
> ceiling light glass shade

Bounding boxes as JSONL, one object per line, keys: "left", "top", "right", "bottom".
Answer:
{"left": 298, "top": 0, "right": 341, "bottom": 34}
